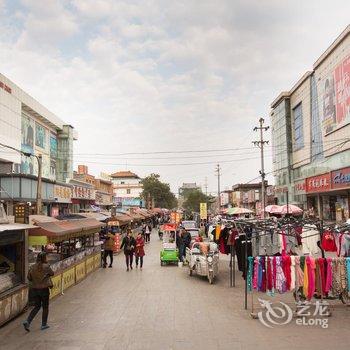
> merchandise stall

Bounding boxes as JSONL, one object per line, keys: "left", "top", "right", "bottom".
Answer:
{"left": 0, "top": 223, "right": 34, "bottom": 326}
{"left": 28, "top": 218, "right": 104, "bottom": 300}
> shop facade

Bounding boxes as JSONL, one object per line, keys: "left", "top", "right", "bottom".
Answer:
{"left": 304, "top": 167, "right": 350, "bottom": 221}
{"left": 0, "top": 205, "right": 34, "bottom": 326}
{"left": 69, "top": 179, "right": 95, "bottom": 213}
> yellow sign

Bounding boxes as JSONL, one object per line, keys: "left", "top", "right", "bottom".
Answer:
{"left": 50, "top": 274, "right": 62, "bottom": 299}
{"left": 86, "top": 256, "right": 94, "bottom": 274}
{"left": 29, "top": 236, "right": 48, "bottom": 246}
{"left": 94, "top": 253, "right": 101, "bottom": 269}
{"left": 62, "top": 267, "right": 75, "bottom": 291}
{"left": 215, "top": 225, "right": 221, "bottom": 240}
{"left": 200, "top": 203, "right": 207, "bottom": 220}
{"left": 75, "top": 262, "right": 86, "bottom": 282}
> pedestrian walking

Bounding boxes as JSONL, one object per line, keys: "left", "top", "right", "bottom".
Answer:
{"left": 145, "top": 223, "right": 151, "bottom": 243}
{"left": 22, "top": 252, "right": 54, "bottom": 332}
{"left": 135, "top": 232, "right": 145, "bottom": 269}
{"left": 121, "top": 230, "right": 136, "bottom": 271}
{"left": 103, "top": 231, "right": 115, "bottom": 268}
{"left": 176, "top": 229, "right": 184, "bottom": 262}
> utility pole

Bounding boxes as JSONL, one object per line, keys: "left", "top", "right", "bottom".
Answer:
{"left": 253, "top": 118, "right": 269, "bottom": 219}
{"left": 215, "top": 164, "right": 221, "bottom": 211}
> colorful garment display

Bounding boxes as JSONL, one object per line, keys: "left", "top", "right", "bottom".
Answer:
{"left": 248, "top": 256, "right": 350, "bottom": 300}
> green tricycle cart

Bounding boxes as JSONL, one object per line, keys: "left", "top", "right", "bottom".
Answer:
{"left": 160, "top": 223, "right": 179, "bottom": 266}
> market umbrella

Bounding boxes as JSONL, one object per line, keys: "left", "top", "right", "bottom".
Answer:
{"left": 264, "top": 205, "right": 282, "bottom": 214}
{"left": 227, "top": 207, "right": 253, "bottom": 215}
{"left": 278, "top": 204, "right": 303, "bottom": 215}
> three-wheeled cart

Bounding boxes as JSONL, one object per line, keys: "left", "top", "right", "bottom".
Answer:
{"left": 160, "top": 223, "right": 179, "bottom": 266}
{"left": 186, "top": 242, "right": 219, "bottom": 284}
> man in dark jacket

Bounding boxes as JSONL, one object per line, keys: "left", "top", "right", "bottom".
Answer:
{"left": 120, "top": 230, "right": 136, "bottom": 271}
{"left": 176, "top": 229, "right": 184, "bottom": 262}
{"left": 23, "top": 252, "right": 54, "bottom": 332}
{"left": 103, "top": 231, "right": 115, "bottom": 268}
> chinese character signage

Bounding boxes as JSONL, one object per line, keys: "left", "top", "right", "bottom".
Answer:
{"left": 54, "top": 185, "right": 72, "bottom": 203}
{"left": 71, "top": 185, "right": 95, "bottom": 200}
{"left": 294, "top": 180, "right": 306, "bottom": 195}
{"left": 200, "top": 202, "right": 207, "bottom": 220}
{"left": 306, "top": 173, "right": 331, "bottom": 193}
{"left": 331, "top": 167, "right": 350, "bottom": 189}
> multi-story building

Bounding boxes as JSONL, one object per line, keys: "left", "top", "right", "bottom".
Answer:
{"left": 232, "top": 182, "right": 274, "bottom": 212}
{"left": 111, "top": 170, "right": 143, "bottom": 207}
{"left": 271, "top": 25, "right": 350, "bottom": 221}
{"left": 0, "top": 73, "right": 76, "bottom": 216}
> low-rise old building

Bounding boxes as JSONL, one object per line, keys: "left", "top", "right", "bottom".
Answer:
{"left": 111, "top": 170, "right": 143, "bottom": 207}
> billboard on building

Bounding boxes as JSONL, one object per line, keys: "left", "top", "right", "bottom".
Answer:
{"left": 322, "top": 55, "right": 350, "bottom": 134}
{"left": 35, "top": 122, "right": 48, "bottom": 150}
{"left": 21, "top": 115, "right": 34, "bottom": 154}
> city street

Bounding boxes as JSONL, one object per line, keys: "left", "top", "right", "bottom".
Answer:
{"left": 1, "top": 231, "right": 349, "bottom": 350}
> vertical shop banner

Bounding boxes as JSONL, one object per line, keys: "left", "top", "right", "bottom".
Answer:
{"left": 200, "top": 202, "right": 207, "bottom": 220}
{"left": 322, "top": 55, "right": 350, "bottom": 134}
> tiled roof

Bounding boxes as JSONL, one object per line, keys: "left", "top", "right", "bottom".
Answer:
{"left": 110, "top": 170, "right": 140, "bottom": 179}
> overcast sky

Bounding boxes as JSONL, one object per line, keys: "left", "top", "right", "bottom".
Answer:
{"left": 1, "top": 1, "right": 349, "bottom": 194}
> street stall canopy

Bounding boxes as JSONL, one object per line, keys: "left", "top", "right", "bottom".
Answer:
{"left": 28, "top": 218, "right": 105, "bottom": 245}
{"left": 80, "top": 212, "right": 110, "bottom": 222}
{"left": 227, "top": 207, "right": 253, "bottom": 215}
{"left": 29, "top": 215, "right": 58, "bottom": 225}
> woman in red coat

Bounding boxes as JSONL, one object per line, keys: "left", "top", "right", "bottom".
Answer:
{"left": 135, "top": 232, "right": 145, "bottom": 269}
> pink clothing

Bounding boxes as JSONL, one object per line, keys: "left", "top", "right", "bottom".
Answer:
{"left": 307, "top": 257, "right": 316, "bottom": 300}
{"left": 325, "top": 257, "right": 333, "bottom": 294}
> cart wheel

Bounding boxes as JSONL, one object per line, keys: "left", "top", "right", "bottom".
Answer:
{"left": 208, "top": 272, "right": 214, "bottom": 284}
{"left": 160, "top": 260, "right": 164, "bottom": 266}
{"left": 189, "top": 268, "right": 193, "bottom": 276}
{"left": 340, "top": 291, "right": 350, "bottom": 305}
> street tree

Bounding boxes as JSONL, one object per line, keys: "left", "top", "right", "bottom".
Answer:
{"left": 182, "top": 189, "right": 213, "bottom": 213}
{"left": 141, "top": 173, "right": 177, "bottom": 209}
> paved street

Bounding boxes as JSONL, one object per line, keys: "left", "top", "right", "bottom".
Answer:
{"left": 1, "top": 232, "right": 349, "bottom": 350}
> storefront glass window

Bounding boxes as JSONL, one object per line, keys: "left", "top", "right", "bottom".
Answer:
{"left": 293, "top": 103, "right": 304, "bottom": 151}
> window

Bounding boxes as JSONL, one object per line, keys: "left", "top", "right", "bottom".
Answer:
{"left": 126, "top": 189, "right": 131, "bottom": 194}
{"left": 293, "top": 103, "right": 304, "bottom": 150}
{"left": 121, "top": 181, "right": 125, "bottom": 184}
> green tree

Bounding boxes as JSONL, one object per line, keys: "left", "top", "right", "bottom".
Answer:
{"left": 183, "top": 189, "right": 213, "bottom": 213}
{"left": 141, "top": 173, "right": 177, "bottom": 209}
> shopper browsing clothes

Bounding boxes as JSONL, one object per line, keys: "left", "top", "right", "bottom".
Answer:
{"left": 23, "top": 252, "right": 54, "bottom": 332}
{"left": 121, "top": 230, "right": 136, "bottom": 271}
{"left": 103, "top": 231, "right": 115, "bottom": 268}
{"left": 135, "top": 232, "right": 145, "bottom": 269}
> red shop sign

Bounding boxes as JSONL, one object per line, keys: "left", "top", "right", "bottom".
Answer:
{"left": 331, "top": 167, "right": 350, "bottom": 189}
{"left": 294, "top": 180, "right": 306, "bottom": 194}
{"left": 306, "top": 173, "right": 331, "bottom": 193}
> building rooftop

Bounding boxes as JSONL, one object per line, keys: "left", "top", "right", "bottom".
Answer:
{"left": 110, "top": 171, "right": 140, "bottom": 179}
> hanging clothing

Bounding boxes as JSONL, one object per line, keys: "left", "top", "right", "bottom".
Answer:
{"left": 302, "top": 225, "right": 320, "bottom": 256}
{"left": 275, "top": 256, "right": 287, "bottom": 293}
{"left": 321, "top": 231, "right": 337, "bottom": 252}
{"left": 325, "top": 257, "right": 333, "bottom": 294}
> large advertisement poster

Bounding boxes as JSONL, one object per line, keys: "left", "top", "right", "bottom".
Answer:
{"left": 21, "top": 115, "right": 35, "bottom": 175}
{"left": 35, "top": 122, "right": 47, "bottom": 150}
{"left": 322, "top": 55, "right": 350, "bottom": 134}
{"left": 21, "top": 115, "right": 34, "bottom": 154}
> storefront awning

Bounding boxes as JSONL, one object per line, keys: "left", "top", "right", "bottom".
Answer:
{"left": 29, "top": 218, "right": 105, "bottom": 244}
